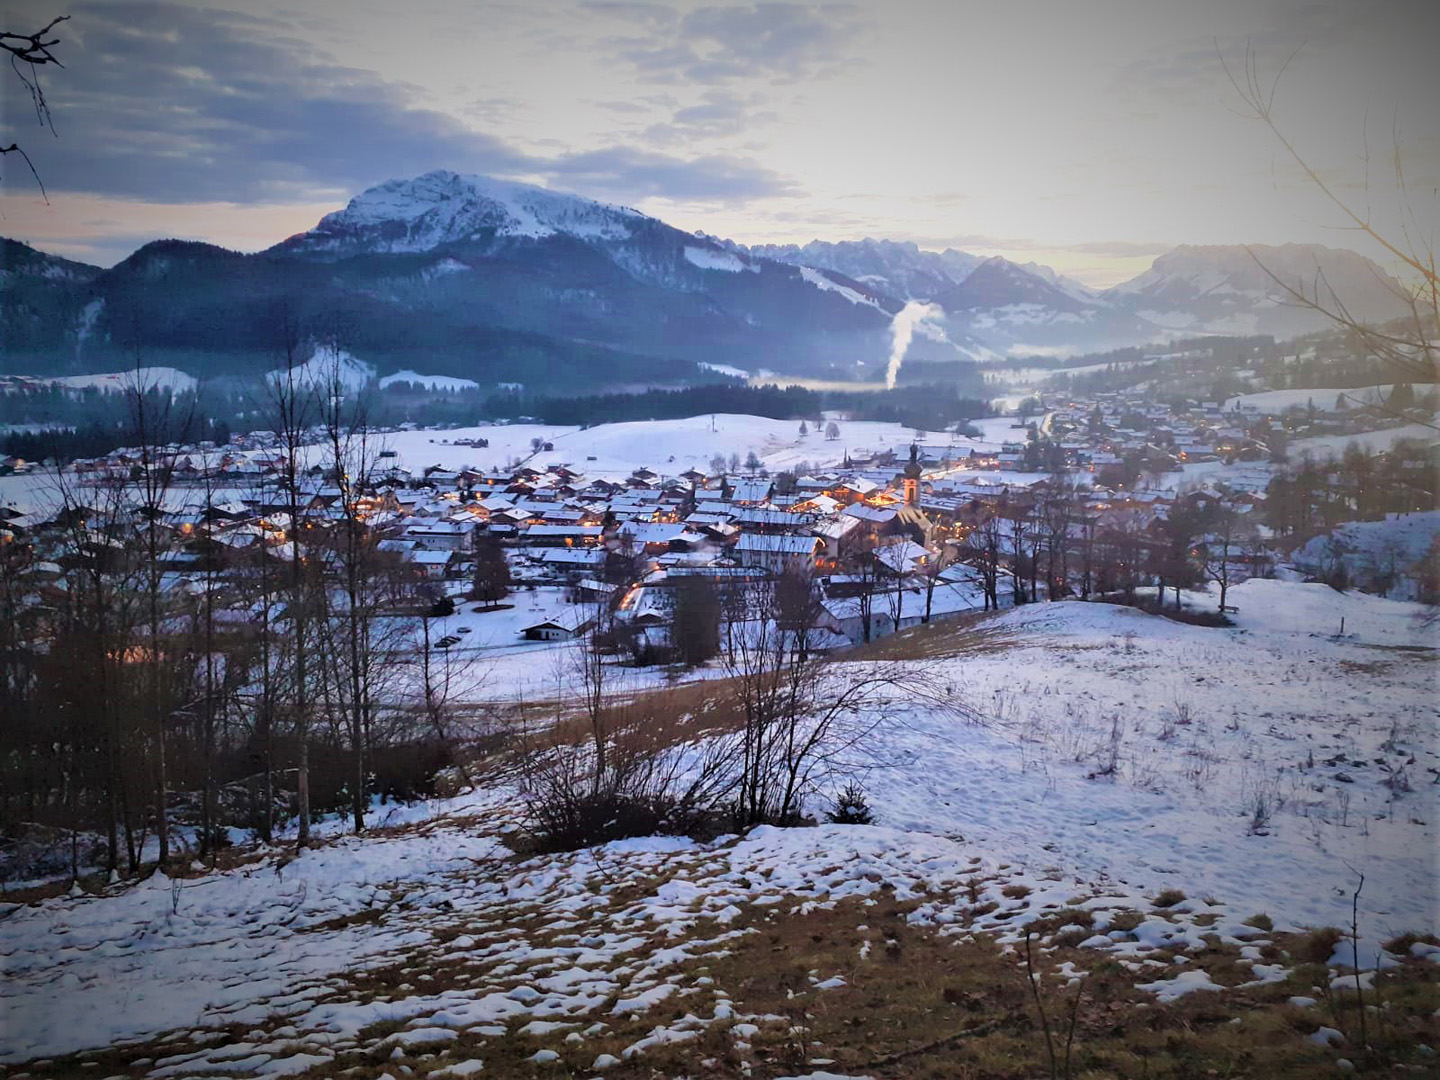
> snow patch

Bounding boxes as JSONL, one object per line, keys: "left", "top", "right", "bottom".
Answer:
{"left": 684, "top": 246, "right": 755, "bottom": 273}
{"left": 379, "top": 370, "right": 481, "bottom": 392}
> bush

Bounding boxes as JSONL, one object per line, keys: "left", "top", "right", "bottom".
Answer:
{"left": 517, "top": 743, "right": 728, "bottom": 854}
{"left": 825, "top": 781, "right": 874, "bottom": 825}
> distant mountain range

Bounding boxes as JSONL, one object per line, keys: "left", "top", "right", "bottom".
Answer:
{"left": 0, "top": 170, "right": 1414, "bottom": 389}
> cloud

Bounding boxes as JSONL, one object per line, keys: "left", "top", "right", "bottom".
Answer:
{"left": 591, "top": 2, "right": 867, "bottom": 85}
{"left": 1058, "top": 239, "right": 1176, "bottom": 257}
{"left": 912, "top": 233, "right": 1173, "bottom": 259}
{"left": 1110, "top": 1, "right": 1381, "bottom": 106}
{"left": 642, "top": 90, "right": 779, "bottom": 145}
{"left": 547, "top": 146, "right": 800, "bottom": 202}
{"left": 0, "top": 2, "right": 796, "bottom": 208}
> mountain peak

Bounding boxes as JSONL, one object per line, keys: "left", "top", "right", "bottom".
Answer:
{"left": 1105, "top": 242, "right": 1409, "bottom": 335}
{"left": 276, "top": 171, "right": 649, "bottom": 257}
{"left": 0, "top": 237, "right": 102, "bottom": 282}
{"left": 940, "top": 256, "right": 1093, "bottom": 314}
{"left": 743, "top": 237, "right": 984, "bottom": 302}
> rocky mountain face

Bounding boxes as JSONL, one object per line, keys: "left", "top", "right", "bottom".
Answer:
{"left": 745, "top": 239, "right": 1407, "bottom": 356}
{"left": 274, "top": 171, "right": 648, "bottom": 257}
{"left": 742, "top": 238, "right": 982, "bottom": 303}
{"left": 1101, "top": 243, "right": 1411, "bottom": 340}
{"left": 0, "top": 173, "right": 1414, "bottom": 383}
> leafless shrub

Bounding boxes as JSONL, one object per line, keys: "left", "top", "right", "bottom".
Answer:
{"left": 1247, "top": 790, "right": 1273, "bottom": 835}
{"left": 1085, "top": 714, "right": 1124, "bottom": 782}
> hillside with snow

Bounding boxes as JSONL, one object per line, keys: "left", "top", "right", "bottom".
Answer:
{"left": 1, "top": 578, "right": 1434, "bottom": 1076}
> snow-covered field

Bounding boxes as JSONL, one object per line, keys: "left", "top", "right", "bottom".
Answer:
{"left": 2, "top": 578, "right": 1434, "bottom": 1075}
{"left": 400, "top": 587, "right": 707, "bottom": 702}
{"left": 863, "top": 579, "right": 1437, "bottom": 944}
{"left": 0, "top": 366, "right": 198, "bottom": 395}
{"left": 0, "top": 414, "right": 995, "bottom": 516}
{"left": 378, "top": 370, "right": 482, "bottom": 391}
{"left": 384, "top": 414, "right": 1003, "bottom": 481}
{"left": 1225, "top": 385, "right": 1399, "bottom": 414}
{"left": 1293, "top": 421, "right": 1438, "bottom": 458}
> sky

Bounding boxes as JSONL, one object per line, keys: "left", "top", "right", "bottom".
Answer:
{"left": 1, "top": 0, "right": 1436, "bottom": 286}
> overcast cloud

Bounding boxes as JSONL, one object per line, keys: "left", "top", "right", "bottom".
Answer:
{"left": 0, "top": 0, "right": 1435, "bottom": 283}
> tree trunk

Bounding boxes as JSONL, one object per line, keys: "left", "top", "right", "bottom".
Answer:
{"left": 296, "top": 738, "right": 310, "bottom": 851}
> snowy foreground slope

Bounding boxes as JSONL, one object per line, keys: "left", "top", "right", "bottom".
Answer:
{"left": 861, "top": 581, "right": 1437, "bottom": 936}
{"left": 0, "top": 580, "right": 1435, "bottom": 1074}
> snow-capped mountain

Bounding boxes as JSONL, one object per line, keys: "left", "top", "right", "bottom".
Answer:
{"left": 277, "top": 170, "right": 646, "bottom": 256}
{"left": 5, "top": 174, "right": 959, "bottom": 387}
{"left": 1011, "top": 260, "right": 1097, "bottom": 304}
{"left": 937, "top": 256, "right": 1092, "bottom": 314}
{"left": 1104, "top": 243, "right": 1411, "bottom": 338}
{"left": 743, "top": 238, "right": 983, "bottom": 302}
{"left": 929, "top": 257, "right": 1150, "bottom": 355}
{"left": 1, "top": 173, "right": 1419, "bottom": 384}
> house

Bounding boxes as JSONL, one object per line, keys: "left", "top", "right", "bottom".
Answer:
{"left": 410, "top": 548, "right": 459, "bottom": 579}
{"left": 813, "top": 514, "right": 863, "bottom": 561}
{"left": 873, "top": 538, "right": 932, "bottom": 576}
{"left": 732, "top": 507, "right": 812, "bottom": 533}
{"left": 617, "top": 521, "right": 704, "bottom": 553}
{"left": 521, "top": 524, "right": 605, "bottom": 547}
{"left": 729, "top": 478, "right": 773, "bottom": 506}
{"left": 828, "top": 478, "right": 879, "bottom": 504}
{"left": 519, "top": 611, "right": 596, "bottom": 641}
{"left": 403, "top": 521, "right": 471, "bottom": 551}
{"left": 733, "top": 532, "right": 821, "bottom": 575}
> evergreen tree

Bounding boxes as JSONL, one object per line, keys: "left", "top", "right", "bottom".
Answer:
{"left": 472, "top": 532, "right": 511, "bottom": 607}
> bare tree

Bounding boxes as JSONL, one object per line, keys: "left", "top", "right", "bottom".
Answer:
{"left": 1197, "top": 494, "right": 1257, "bottom": 613}
{"left": 1007, "top": 509, "right": 1032, "bottom": 604}
{"left": 848, "top": 549, "right": 879, "bottom": 643}
{"left": 880, "top": 550, "right": 909, "bottom": 634}
{"left": 1223, "top": 45, "right": 1438, "bottom": 426}
{"left": 918, "top": 544, "right": 950, "bottom": 623}
{"left": 570, "top": 597, "right": 620, "bottom": 791}
{"left": 315, "top": 341, "right": 390, "bottom": 833}
{"left": 963, "top": 512, "right": 1004, "bottom": 612}
{"left": 263, "top": 305, "right": 317, "bottom": 850}
{"left": 722, "top": 579, "right": 954, "bottom": 828}
{"left": 47, "top": 461, "right": 143, "bottom": 873}
{"left": 1, "top": 14, "right": 68, "bottom": 196}
{"left": 1041, "top": 473, "right": 1074, "bottom": 600}
{"left": 124, "top": 365, "right": 193, "bottom": 867}
{"left": 410, "top": 595, "right": 485, "bottom": 775}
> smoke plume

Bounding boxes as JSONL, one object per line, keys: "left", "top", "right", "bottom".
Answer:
{"left": 885, "top": 301, "right": 943, "bottom": 389}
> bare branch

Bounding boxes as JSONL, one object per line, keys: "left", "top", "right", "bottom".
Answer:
{"left": 1, "top": 14, "right": 68, "bottom": 194}
{"left": 0, "top": 142, "right": 48, "bottom": 202}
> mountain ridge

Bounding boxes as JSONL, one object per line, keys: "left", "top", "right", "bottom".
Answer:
{"left": 0, "top": 172, "right": 1414, "bottom": 381}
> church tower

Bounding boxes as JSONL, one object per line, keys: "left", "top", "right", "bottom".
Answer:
{"left": 903, "top": 443, "right": 921, "bottom": 507}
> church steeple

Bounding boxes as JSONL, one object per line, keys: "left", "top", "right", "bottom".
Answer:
{"left": 903, "top": 443, "right": 921, "bottom": 507}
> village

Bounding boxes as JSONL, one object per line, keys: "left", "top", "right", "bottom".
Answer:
{"left": 3, "top": 381, "right": 1434, "bottom": 677}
